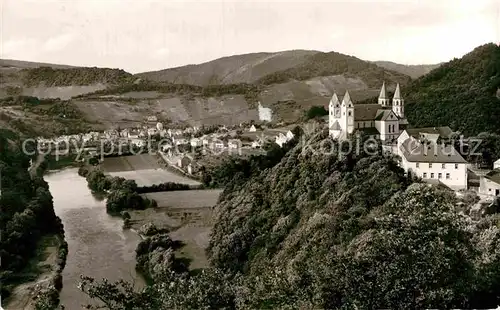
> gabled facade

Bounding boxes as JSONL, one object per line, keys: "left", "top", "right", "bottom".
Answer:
{"left": 329, "top": 83, "right": 408, "bottom": 142}
{"left": 397, "top": 129, "right": 468, "bottom": 190}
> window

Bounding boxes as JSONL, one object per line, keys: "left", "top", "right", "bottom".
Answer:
{"left": 446, "top": 173, "right": 450, "bottom": 179}
{"left": 442, "top": 163, "right": 445, "bottom": 169}
{"left": 429, "top": 163, "right": 433, "bottom": 168}
{"left": 431, "top": 173, "right": 435, "bottom": 178}
{"left": 455, "top": 164, "right": 458, "bottom": 169}
{"left": 438, "top": 173, "right": 442, "bottom": 179}
{"left": 348, "top": 111, "right": 352, "bottom": 116}
{"left": 423, "top": 172, "right": 427, "bottom": 178}
{"left": 416, "top": 163, "right": 419, "bottom": 168}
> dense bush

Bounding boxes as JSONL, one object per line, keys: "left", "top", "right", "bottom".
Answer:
{"left": 83, "top": 169, "right": 156, "bottom": 213}
{"left": 305, "top": 105, "right": 328, "bottom": 119}
{"left": 0, "top": 130, "right": 64, "bottom": 299}
{"left": 21, "top": 66, "right": 133, "bottom": 87}
{"left": 137, "top": 182, "right": 191, "bottom": 194}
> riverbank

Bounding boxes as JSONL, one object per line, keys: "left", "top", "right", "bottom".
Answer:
{"left": 3, "top": 234, "right": 67, "bottom": 310}
{"left": 5, "top": 153, "right": 70, "bottom": 310}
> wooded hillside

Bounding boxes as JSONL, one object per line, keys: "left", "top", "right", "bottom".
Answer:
{"left": 405, "top": 43, "right": 500, "bottom": 136}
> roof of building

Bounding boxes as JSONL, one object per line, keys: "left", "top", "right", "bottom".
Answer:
{"left": 485, "top": 169, "right": 500, "bottom": 185}
{"left": 400, "top": 140, "right": 467, "bottom": 163}
{"left": 330, "top": 93, "right": 340, "bottom": 105}
{"left": 342, "top": 90, "right": 352, "bottom": 106}
{"left": 405, "top": 126, "right": 453, "bottom": 140}
{"left": 375, "top": 109, "right": 399, "bottom": 121}
{"left": 353, "top": 104, "right": 385, "bottom": 121}
{"left": 379, "top": 82, "right": 387, "bottom": 99}
{"left": 359, "top": 127, "right": 380, "bottom": 135}
{"left": 330, "top": 120, "right": 341, "bottom": 130}
{"left": 394, "top": 83, "right": 402, "bottom": 99}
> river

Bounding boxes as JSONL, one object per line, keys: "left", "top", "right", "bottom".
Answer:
{"left": 44, "top": 168, "right": 145, "bottom": 309}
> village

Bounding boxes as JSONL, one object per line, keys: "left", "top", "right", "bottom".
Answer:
{"left": 35, "top": 118, "right": 298, "bottom": 178}
{"left": 32, "top": 82, "right": 500, "bottom": 207}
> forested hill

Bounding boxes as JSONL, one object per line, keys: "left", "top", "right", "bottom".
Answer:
{"left": 405, "top": 43, "right": 500, "bottom": 136}
{"left": 0, "top": 130, "right": 63, "bottom": 299}
{"left": 80, "top": 130, "right": 500, "bottom": 309}
{"left": 207, "top": 130, "right": 500, "bottom": 309}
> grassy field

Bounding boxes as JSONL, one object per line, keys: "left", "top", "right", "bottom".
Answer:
{"left": 143, "top": 190, "right": 221, "bottom": 209}
{"left": 129, "top": 189, "right": 222, "bottom": 270}
{"left": 101, "top": 154, "right": 160, "bottom": 172}
{"left": 101, "top": 154, "right": 201, "bottom": 186}
{"left": 109, "top": 169, "right": 201, "bottom": 187}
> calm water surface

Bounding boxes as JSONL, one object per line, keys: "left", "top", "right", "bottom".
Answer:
{"left": 44, "top": 168, "right": 144, "bottom": 309}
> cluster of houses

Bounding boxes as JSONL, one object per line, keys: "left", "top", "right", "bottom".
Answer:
{"left": 328, "top": 83, "right": 500, "bottom": 197}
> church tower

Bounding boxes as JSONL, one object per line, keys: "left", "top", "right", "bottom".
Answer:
{"left": 378, "top": 82, "right": 390, "bottom": 107}
{"left": 329, "top": 92, "right": 341, "bottom": 129}
{"left": 341, "top": 90, "right": 354, "bottom": 134}
{"left": 392, "top": 83, "right": 404, "bottom": 118}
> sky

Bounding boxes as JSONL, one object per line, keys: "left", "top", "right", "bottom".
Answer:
{"left": 1, "top": 0, "right": 499, "bottom": 73}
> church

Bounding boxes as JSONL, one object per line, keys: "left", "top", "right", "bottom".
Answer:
{"left": 328, "top": 82, "right": 408, "bottom": 142}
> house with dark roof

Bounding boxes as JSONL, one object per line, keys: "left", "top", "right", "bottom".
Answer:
{"left": 397, "top": 129, "right": 468, "bottom": 190}
{"left": 329, "top": 82, "right": 408, "bottom": 142}
{"left": 479, "top": 169, "right": 500, "bottom": 196}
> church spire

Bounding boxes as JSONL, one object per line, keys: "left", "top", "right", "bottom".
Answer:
{"left": 378, "top": 82, "right": 389, "bottom": 106}
{"left": 379, "top": 81, "right": 387, "bottom": 99}
{"left": 331, "top": 92, "right": 339, "bottom": 105}
{"left": 342, "top": 90, "right": 352, "bottom": 105}
{"left": 394, "top": 83, "right": 402, "bottom": 99}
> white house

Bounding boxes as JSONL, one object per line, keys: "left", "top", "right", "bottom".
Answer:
{"left": 329, "top": 82, "right": 408, "bottom": 142}
{"left": 398, "top": 135, "right": 468, "bottom": 190}
{"left": 479, "top": 169, "right": 500, "bottom": 196}
{"left": 251, "top": 141, "right": 262, "bottom": 149}
{"left": 249, "top": 125, "right": 257, "bottom": 132}
{"left": 228, "top": 140, "right": 240, "bottom": 149}
{"left": 258, "top": 102, "right": 273, "bottom": 122}
{"left": 190, "top": 138, "right": 202, "bottom": 147}
{"left": 130, "top": 138, "right": 145, "bottom": 148}
{"left": 494, "top": 159, "right": 500, "bottom": 170}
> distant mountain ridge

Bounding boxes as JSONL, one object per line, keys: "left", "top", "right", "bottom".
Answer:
{"left": 135, "top": 50, "right": 320, "bottom": 85}
{"left": 135, "top": 50, "right": 411, "bottom": 88}
{"left": 373, "top": 61, "right": 442, "bottom": 79}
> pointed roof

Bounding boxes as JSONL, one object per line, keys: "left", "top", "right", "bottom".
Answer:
{"left": 393, "top": 83, "right": 401, "bottom": 99}
{"left": 330, "top": 92, "right": 340, "bottom": 105}
{"left": 379, "top": 82, "right": 387, "bottom": 99}
{"left": 330, "top": 120, "right": 341, "bottom": 130}
{"left": 342, "top": 90, "right": 352, "bottom": 105}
